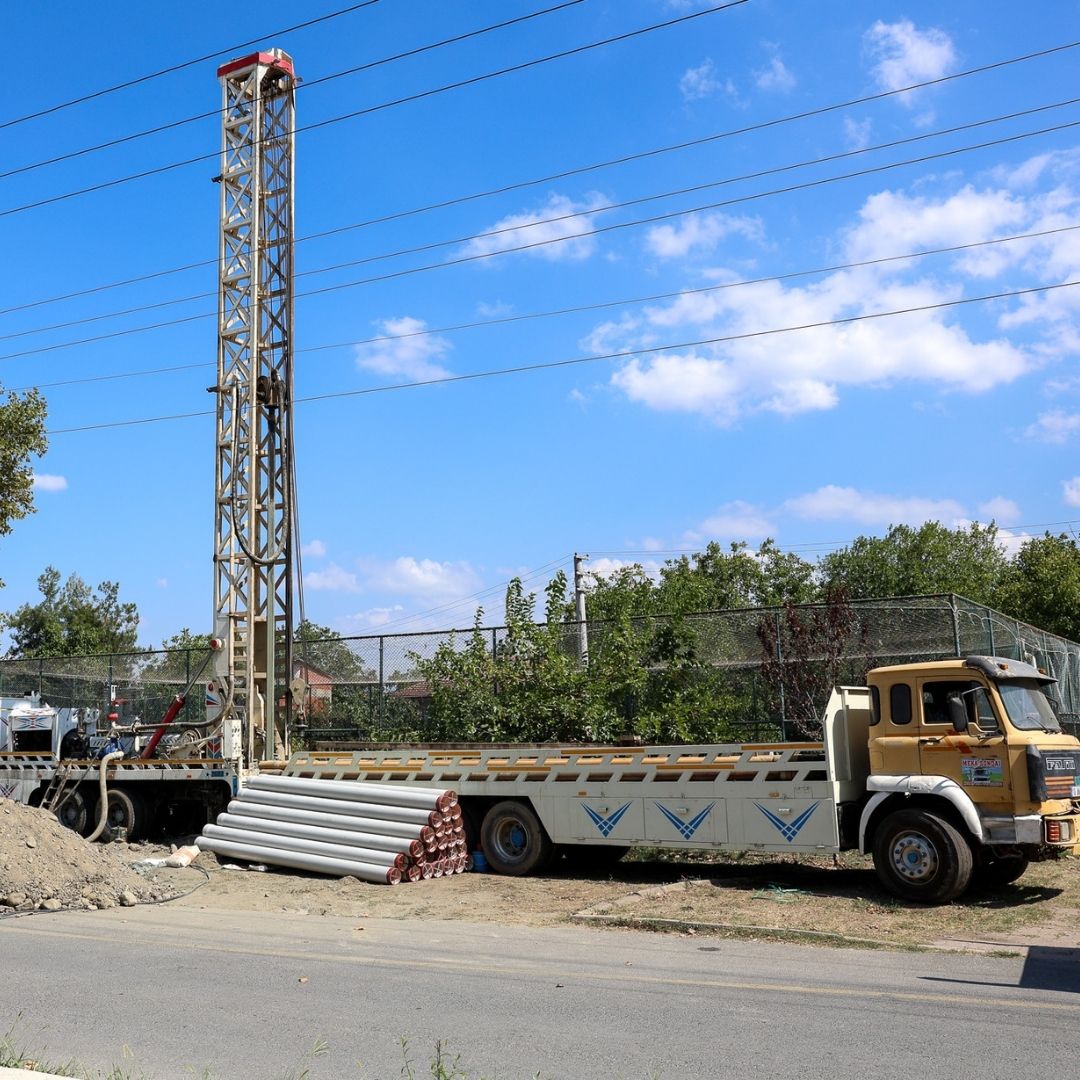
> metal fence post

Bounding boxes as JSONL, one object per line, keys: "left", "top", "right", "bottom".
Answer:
{"left": 185, "top": 648, "right": 192, "bottom": 722}
{"left": 378, "top": 635, "right": 385, "bottom": 730}
{"left": 38, "top": 657, "right": 43, "bottom": 697}
{"left": 950, "top": 594, "right": 961, "bottom": 657}
{"left": 775, "top": 611, "right": 786, "bottom": 727}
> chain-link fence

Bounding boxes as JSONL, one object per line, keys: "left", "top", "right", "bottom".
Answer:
{"left": 2, "top": 594, "right": 1077, "bottom": 743}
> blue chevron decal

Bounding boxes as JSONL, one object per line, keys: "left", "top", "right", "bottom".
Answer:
{"left": 655, "top": 802, "right": 715, "bottom": 840}
{"left": 582, "top": 801, "right": 632, "bottom": 838}
{"left": 754, "top": 802, "right": 819, "bottom": 843}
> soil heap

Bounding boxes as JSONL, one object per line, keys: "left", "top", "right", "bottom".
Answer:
{"left": 0, "top": 799, "right": 166, "bottom": 912}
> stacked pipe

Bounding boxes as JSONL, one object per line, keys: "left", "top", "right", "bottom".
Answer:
{"left": 197, "top": 774, "right": 467, "bottom": 885}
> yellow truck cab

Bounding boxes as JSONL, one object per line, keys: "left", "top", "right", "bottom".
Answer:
{"left": 863, "top": 655, "right": 1080, "bottom": 902}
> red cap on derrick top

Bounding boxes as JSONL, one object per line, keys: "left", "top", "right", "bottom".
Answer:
{"left": 217, "top": 50, "right": 295, "bottom": 80}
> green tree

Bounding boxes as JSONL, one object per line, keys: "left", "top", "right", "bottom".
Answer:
{"left": 294, "top": 619, "right": 371, "bottom": 681}
{"left": 819, "top": 521, "right": 1011, "bottom": 604}
{"left": 3, "top": 567, "right": 140, "bottom": 657}
{"left": 0, "top": 387, "right": 48, "bottom": 589}
{"left": 997, "top": 533, "right": 1080, "bottom": 641}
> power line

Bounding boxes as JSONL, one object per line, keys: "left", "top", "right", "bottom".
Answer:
{"left": 10, "top": 93, "right": 1078, "bottom": 347}
{"left": 365, "top": 556, "right": 575, "bottom": 634}
{"left": 8, "top": 93, "right": 1077, "bottom": 348}
{"left": 11, "top": 221, "right": 1080, "bottom": 395}
{"left": 5, "top": 111, "right": 1078, "bottom": 365}
{"left": 0, "top": 1, "right": 383, "bottom": 132}
{"left": 4, "top": 34, "right": 1075, "bottom": 321}
{"left": 0, "top": 0, "right": 750, "bottom": 221}
{"left": 588, "top": 520, "right": 1080, "bottom": 560}
{"left": 0, "top": 1, "right": 587, "bottom": 184}
{"left": 43, "top": 278, "right": 1080, "bottom": 434}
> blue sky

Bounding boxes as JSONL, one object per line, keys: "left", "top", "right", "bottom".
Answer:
{"left": 2, "top": 0, "right": 1079, "bottom": 647}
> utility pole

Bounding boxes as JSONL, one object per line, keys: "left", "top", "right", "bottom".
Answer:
{"left": 211, "top": 49, "right": 298, "bottom": 768}
{"left": 573, "top": 553, "right": 589, "bottom": 666}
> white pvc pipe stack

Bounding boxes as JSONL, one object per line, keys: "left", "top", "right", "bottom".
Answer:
{"left": 198, "top": 774, "right": 464, "bottom": 886}
{"left": 236, "top": 786, "right": 442, "bottom": 827}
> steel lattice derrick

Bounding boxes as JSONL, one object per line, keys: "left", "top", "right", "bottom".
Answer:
{"left": 212, "top": 50, "right": 296, "bottom": 767}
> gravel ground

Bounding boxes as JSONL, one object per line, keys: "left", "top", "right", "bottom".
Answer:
{"left": 0, "top": 800, "right": 177, "bottom": 913}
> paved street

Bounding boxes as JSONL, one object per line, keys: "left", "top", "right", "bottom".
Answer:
{"left": 2, "top": 905, "right": 1078, "bottom": 1079}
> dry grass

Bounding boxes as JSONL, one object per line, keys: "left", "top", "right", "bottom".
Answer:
{"left": 592, "top": 849, "right": 1080, "bottom": 949}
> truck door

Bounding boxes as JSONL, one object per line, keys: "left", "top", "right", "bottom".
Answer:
{"left": 917, "top": 678, "right": 1011, "bottom": 806}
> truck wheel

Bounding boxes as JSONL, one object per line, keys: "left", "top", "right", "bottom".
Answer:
{"left": 55, "top": 790, "right": 89, "bottom": 834}
{"left": 105, "top": 788, "right": 146, "bottom": 842}
{"left": 872, "top": 809, "right": 973, "bottom": 903}
{"left": 973, "top": 855, "right": 1029, "bottom": 888}
{"left": 481, "top": 800, "right": 554, "bottom": 876}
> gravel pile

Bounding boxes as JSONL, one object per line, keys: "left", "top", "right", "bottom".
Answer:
{"left": 0, "top": 799, "right": 168, "bottom": 913}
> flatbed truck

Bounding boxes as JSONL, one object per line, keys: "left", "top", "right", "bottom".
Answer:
{"left": 277, "top": 656, "right": 1080, "bottom": 902}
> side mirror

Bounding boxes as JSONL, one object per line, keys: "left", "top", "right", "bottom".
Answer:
{"left": 947, "top": 693, "right": 969, "bottom": 733}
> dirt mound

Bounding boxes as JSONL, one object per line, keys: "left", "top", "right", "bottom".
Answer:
{"left": 0, "top": 799, "right": 167, "bottom": 912}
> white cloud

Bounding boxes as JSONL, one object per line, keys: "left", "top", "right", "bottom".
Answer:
{"left": 464, "top": 193, "right": 608, "bottom": 262}
{"left": 600, "top": 155, "right": 1080, "bottom": 423}
{"left": 977, "top": 497, "right": 1021, "bottom": 525}
{"left": 612, "top": 352, "right": 742, "bottom": 425}
{"left": 32, "top": 473, "right": 67, "bottom": 492}
{"left": 1065, "top": 478, "right": 1080, "bottom": 508}
{"left": 586, "top": 557, "right": 662, "bottom": 581}
{"left": 863, "top": 19, "right": 957, "bottom": 107}
{"left": 1026, "top": 410, "right": 1080, "bottom": 444}
{"left": 843, "top": 117, "right": 872, "bottom": 151}
{"left": 785, "top": 485, "right": 966, "bottom": 527}
{"left": 476, "top": 300, "right": 513, "bottom": 318}
{"left": 608, "top": 271, "right": 1028, "bottom": 423}
{"left": 646, "top": 212, "right": 763, "bottom": 258}
{"left": 155, "top": 577, "right": 169, "bottom": 588}
{"left": 680, "top": 59, "right": 720, "bottom": 102}
{"left": 354, "top": 317, "right": 452, "bottom": 380}
{"left": 302, "top": 539, "right": 327, "bottom": 558}
{"left": 361, "top": 556, "right": 482, "bottom": 601}
{"left": 754, "top": 53, "right": 795, "bottom": 93}
{"left": 687, "top": 500, "right": 776, "bottom": 542}
{"left": 306, "top": 563, "right": 361, "bottom": 593}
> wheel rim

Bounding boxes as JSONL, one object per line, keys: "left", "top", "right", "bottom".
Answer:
{"left": 492, "top": 819, "right": 529, "bottom": 863}
{"left": 57, "top": 799, "right": 82, "bottom": 829}
{"left": 107, "top": 802, "right": 130, "bottom": 830}
{"left": 890, "top": 830, "right": 938, "bottom": 882}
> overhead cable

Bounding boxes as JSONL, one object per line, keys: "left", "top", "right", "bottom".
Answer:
{"left": 9, "top": 94, "right": 1079, "bottom": 344}
{"left": 10, "top": 221, "right": 1080, "bottom": 393}
{"left": 0, "top": 1, "right": 383, "bottom": 132}
{"left": 43, "top": 278, "right": 1080, "bottom": 434}
{"left": 4, "top": 34, "right": 1074, "bottom": 319}
{"left": 4, "top": 113, "right": 1077, "bottom": 365}
{"left": 0, "top": 1, "right": 750, "bottom": 220}
{"left": 0, "top": 1, "right": 586, "bottom": 183}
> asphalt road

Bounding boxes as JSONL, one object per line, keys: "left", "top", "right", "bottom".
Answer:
{"left": 2, "top": 904, "right": 1077, "bottom": 1080}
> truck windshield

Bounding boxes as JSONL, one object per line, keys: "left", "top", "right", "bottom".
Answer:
{"left": 998, "top": 681, "right": 1062, "bottom": 733}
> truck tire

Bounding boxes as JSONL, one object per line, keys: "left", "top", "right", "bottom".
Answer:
{"left": 55, "top": 790, "right": 89, "bottom": 835}
{"left": 973, "top": 854, "right": 1029, "bottom": 888}
{"left": 481, "top": 800, "right": 554, "bottom": 876}
{"left": 872, "top": 808, "right": 973, "bottom": 903}
{"left": 105, "top": 788, "right": 146, "bottom": 842}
